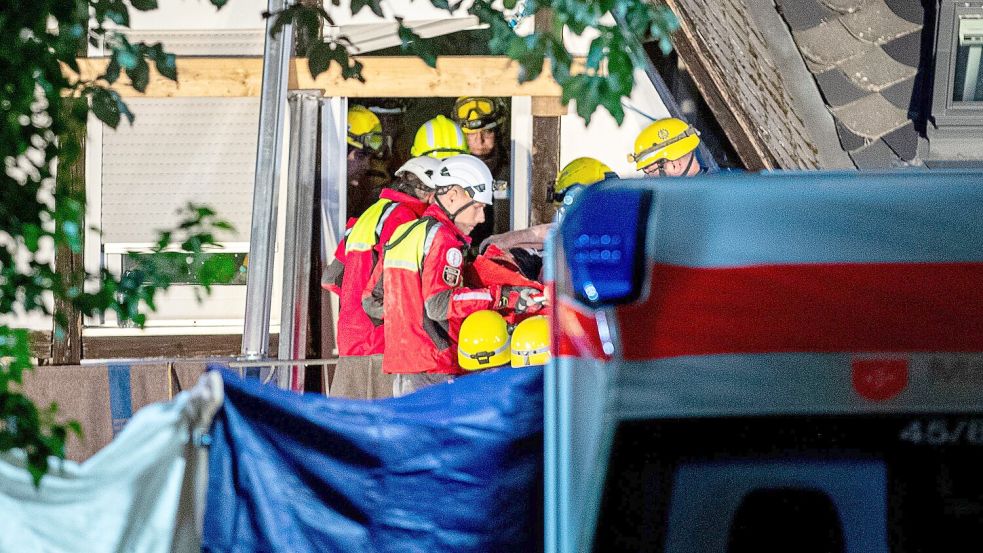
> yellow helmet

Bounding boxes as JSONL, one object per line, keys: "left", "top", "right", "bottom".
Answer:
{"left": 347, "top": 105, "right": 385, "bottom": 154}
{"left": 453, "top": 97, "right": 505, "bottom": 134}
{"left": 630, "top": 117, "right": 700, "bottom": 171}
{"left": 550, "top": 157, "right": 613, "bottom": 205}
{"left": 510, "top": 316, "right": 550, "bottom": 368}
{"left": 411, "top": 115, "right": 470, "bottom": 159}
{"left": 458, "top": 310, "right": 511, "bottom": 371}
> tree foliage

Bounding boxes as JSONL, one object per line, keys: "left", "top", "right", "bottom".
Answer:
{"left": 1, "top": 0, "right": 675, "bottom": 484}
{"left": 1, "top": 0, "right": 232, "bottom": 484}
{"left": 280, "top": 0, "right": 678, "bottom": 124}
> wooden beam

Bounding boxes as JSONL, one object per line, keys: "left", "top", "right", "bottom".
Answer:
{"left": 72, "top": 56, "right": 576, "bottom": 98}
{"left": 32, "top": 331, "right": 279, "bottom": 360}
{"left": 663, "top": 1, "right": 774, "bottom": 171}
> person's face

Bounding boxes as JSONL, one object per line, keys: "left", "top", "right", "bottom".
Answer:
{"left": 443, "top": 186, "right": 486, "bottom": 235}
{"left": 347, "top": 148, "right": 371, "bottom": 186}
{"left": 465, "top": 129, "right": 496, "bottom": 157}
{"left": 642, "top": 152, "right": 699, "bottom": 177}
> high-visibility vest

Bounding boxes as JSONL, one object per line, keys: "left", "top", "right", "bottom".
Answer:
{"left": 345, "top": 199, "right": 399, "bottom": 256}
{"left": 384, "top": 217, "right": 443, "bottom": 273}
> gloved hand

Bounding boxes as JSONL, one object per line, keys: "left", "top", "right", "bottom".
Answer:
{"left": 496, "top": 285, "right": 548, "bottom": 314}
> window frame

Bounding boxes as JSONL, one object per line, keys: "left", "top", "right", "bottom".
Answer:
{"left": 932, "top": 1, "right": 983, "bottom": 126}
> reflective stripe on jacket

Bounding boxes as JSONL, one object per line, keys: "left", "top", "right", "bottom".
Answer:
{"left": 371, "top": 203, "right": 497, "bottom": 375}
{"left": 335, "top": 189, "right": 428, "bottom": 356}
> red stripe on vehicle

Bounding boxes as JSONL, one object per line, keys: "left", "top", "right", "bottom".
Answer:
{"left": 617, "top": 262, "right": 983, "bottom": 360}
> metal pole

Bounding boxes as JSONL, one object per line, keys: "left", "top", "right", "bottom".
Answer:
{"left": 241, "top": 0, "right": 294, "bottom": 360}
{"left": 277, "top": 92, "right": 321, "bottom": 390}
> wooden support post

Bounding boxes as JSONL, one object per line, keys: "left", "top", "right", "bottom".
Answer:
{"left": 51, "top": 106, "right": 86, "bottom": 364}
{"left": 529, "top": 11, "right": 564, "bottom": 226}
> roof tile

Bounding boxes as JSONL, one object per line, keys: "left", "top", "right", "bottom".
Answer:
{"left": 793, "top": 20, "right": 868, "bottom": 71}
{"left": 882, "top": 120, "right": 919, "bottom": 160}
{"left": 819, "top": 0, "right": 867, "bottom": 14}
{"left": 841, "top": 0, "right": 921, "bottom": 44}
{"left": 835, "top": 119, "right": 870, "bottom": 150}
{"left": 884, "top": 0, "right": 925, "bottom": 24}
{"left": 776, "top": 0, "right": 839, "bottom": 30}
{"left": 849, "top": 138, "right": 903, "bottom": 168}
{"left": 881, "top": 77, "right": 916, "bottom": 109}
{"left": 815, "top": 68, "right": 871, "bottom": 106}
{"left": 831, "top": 93, "right": 909, "bottom": 138}
{"left": 881, "top": 30, "right": 923, "bottom": 67}
{"left": 838, "top": 46, "right": 917, "bottom": 91}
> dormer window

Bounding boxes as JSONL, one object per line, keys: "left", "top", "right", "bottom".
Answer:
{"left": 928, "top": 1, "right": 983, "bottom": 163}
{"left": 952, "top": 15, "right": 983, "bottom": 103}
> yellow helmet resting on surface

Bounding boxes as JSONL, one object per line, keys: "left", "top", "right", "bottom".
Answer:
{"left": 630, "top": 117, "right": 700, "bottom": 171}
{"left": 453, "top": 97, "right": 505, "bottom": 134}
{"left": 411, "top": 115, "right": 470, "bottom": 159}
{"left": 347, "top": 105, "right": 385, "bottom": 153}
{"left": 550, "top": 157, "right": 614, "bottom": 205}
{"left": 458, "top": 310, "right": 511, "bottom": 371}
{"left": 510, "top": 316, "right": 550, "bottom": 368}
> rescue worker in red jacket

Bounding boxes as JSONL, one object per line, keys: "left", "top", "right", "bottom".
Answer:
{"left": 322, "top": 156, "right": 441, "bottom": 399}
{"left": 362, "top": 154, "right": 545, "bottom": 396}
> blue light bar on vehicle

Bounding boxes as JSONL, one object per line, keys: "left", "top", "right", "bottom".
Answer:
{"left": 559, "top": 184, "right": 652, "bottom": 307}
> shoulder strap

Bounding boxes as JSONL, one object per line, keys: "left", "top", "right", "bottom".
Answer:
{"left": 384, "top": 216, "right": 434, "bottom": 252}
{"left": 374, "top": 201, "right": 401, "bottom": 238}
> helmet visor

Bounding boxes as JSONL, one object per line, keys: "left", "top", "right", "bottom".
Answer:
{"left": 349, "top": 131, "right": 391, "bottom": 157}
{"left": 455, "top": 97, "right": 501, "bottom": 131}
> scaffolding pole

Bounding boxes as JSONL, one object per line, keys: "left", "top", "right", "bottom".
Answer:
{"left": 277, "top": 91, "right": 321, "bottom": 390}
{"left": 241, "top": 0, "right": 294, "bottom": 362}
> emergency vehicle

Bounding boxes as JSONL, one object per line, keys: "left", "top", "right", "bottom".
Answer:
{"left": 545, "top": 171, "right": 983, "bottom": 553}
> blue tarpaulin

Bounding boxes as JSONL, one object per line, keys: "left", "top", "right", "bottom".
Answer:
{"left": 202, "top": 366, "right": 544, "bottom": 553}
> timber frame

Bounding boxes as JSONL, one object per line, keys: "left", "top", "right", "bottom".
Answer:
{"left": 71, "top": 56, "right": 579, "bottom": 99}
{"left": 45, "top": 54, "right": 573, "bottom": 360}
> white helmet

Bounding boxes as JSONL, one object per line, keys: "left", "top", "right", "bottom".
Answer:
{"left": 433, "top": 154, "right": 494, "bottom": 205}
{"left": 395, "top": 156, "right": 441, "bottom": 189}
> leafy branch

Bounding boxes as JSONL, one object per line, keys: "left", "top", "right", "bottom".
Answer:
{"left": 270, "top": 0, "right": 679, "bottom": 124}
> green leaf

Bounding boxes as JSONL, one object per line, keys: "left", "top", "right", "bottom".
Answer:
{"left": 503, "top": 0, "right": 517, "bottom": 8}
{"left": 115, "top": 47, "right": 138, "bottom": 70}
{"left": 153, "top": 50, "right": 177, "bottom": 81}
{"left": 210, "top": 0, "right": 229, "bottom": 6}
{"left": 106, "top": 1, "right": 130, "bottom": 27}
{"left": 130, "top": 0, "right": 158, "bottom": 10}
{"left": 90, "top": 87, "right": 121, "bottom": 128}
{"left": 127, "top": 58, "right": 150, "bottom": 92}
{"left": 586, "top": 36, "right": 607, "bottom": 70}
{"left": 307, "top": 41, "right": 334, "bottom": 78}
{"left": 103, "top": 57, "right": 121, "bottom": 84}
{"left": 397, "top": 24, "right": 437, "bottom": 68}
{"left": 23, "top": 224, "right": 42, "bottom": 253}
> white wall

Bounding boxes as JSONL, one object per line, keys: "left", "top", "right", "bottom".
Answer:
{"left": 560, "top": 69, "right": 671, "bottom": 178}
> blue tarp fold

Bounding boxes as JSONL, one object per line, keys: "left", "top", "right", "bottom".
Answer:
{"left": 203, "top": 366, "right": 544, "bottom": 553}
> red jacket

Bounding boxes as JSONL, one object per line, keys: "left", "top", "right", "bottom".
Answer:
{"left": 363, "top": 204, "right": 499, "bottom": 375}
{"left": 325, "top": 189, "right": 429, "bottom": 356}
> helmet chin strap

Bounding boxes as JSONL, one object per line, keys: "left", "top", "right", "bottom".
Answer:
{"left": 436, "top": 191, "right": 478, "bottom": 223}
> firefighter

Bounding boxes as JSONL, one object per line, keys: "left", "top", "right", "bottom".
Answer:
{"left": 510, "top": 315, "right": 550, "bottom": 368}
{"left": 410, "top": 115, "right": 470, "bottom": 159}
{"left": 347, "top": 105, "right": 391, "bottom": 217}
{"left": 323, "top": 156, "right": 441, "bottom": 399}
{"left": 451, "top": 97, "right": 510, "bottom": 247}
{"left": 363, "top": 154, "right": 545, "bottom": 397}
{"left": 458, "top": 310, "right": 511, "bottom": 371}
{"left": 629, "top": 117, "right": 703, "bottom": 177}
{"left": 477, "top": 156, "right": 615, "bottom": 254}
